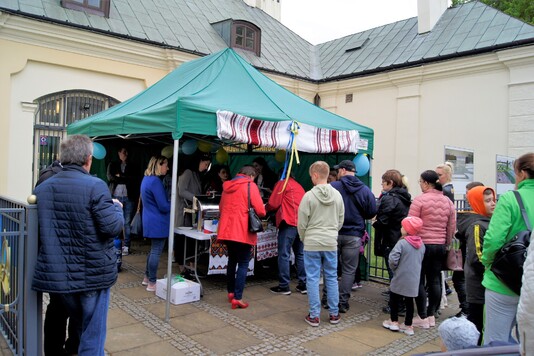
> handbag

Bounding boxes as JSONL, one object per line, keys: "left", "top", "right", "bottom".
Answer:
{"left": 443, "top": 238, "right": 463, "bottom": 271}
{"left": 130, "top": 197, "right": 143, "bottom": 236}
{"left": 248, "top": 182, "right": 263, "bottom": 233}
{"left": 490, "top": 191, "right": 532, "bottom": 295}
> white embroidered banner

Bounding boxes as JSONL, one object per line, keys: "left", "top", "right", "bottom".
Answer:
{"left": 216, "top": 110, "right": 365, "bottom": 153}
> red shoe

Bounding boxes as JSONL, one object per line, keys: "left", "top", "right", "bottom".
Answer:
{"left": 231, "top": 299, "right": 249, "bottom": 309}
{"left": 227, "top": 293, "right": 234, "bottom": 303}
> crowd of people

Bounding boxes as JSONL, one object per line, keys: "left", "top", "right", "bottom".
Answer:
{"left": 32, "top": 134, "right": 534, "bottom": 355}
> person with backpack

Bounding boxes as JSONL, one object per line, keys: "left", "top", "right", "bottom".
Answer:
{"left": 481, "top": 152, "right": 534, "bottom": 345}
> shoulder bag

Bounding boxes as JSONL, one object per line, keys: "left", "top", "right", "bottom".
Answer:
{"left": 490, "top": 191, "right": 532, "bottom": 295}
{"left": 443, "top": 238, "right": 463, "bottom": 271}
{"left": 130, "top": 197, "right": 143, "bottom": 236}
{"left": 248, "top": 182, "right": 264, "bottom": 233}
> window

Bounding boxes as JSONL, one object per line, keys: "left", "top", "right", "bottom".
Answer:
{"left": 33, "top": 90, "right": 119, "bottom": 184}
{"left": 232, "top": 21, "right": 261, "bottom": 56}
{"left": 61, "top": 0, "right": 110, "bottom": 17}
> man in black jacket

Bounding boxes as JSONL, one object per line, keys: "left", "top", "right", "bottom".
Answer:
{"left": 33, "top": 135, "right": 123, "bottom": 355}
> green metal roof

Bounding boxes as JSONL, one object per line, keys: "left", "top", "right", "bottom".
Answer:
{"left": 1, "top": 1, "right": 533, "bottom": 80}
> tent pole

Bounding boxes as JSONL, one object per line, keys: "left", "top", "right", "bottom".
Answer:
{"left": 165, "top": 139, "right": 179, "bottom": 322}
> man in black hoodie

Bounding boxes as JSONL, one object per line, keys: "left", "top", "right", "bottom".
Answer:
{"left": 330, "top": 160, "right": 377, "bottom": 313}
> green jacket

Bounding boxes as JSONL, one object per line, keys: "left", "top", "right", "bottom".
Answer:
{"left": 481, "top": 179, "right": 534, "bottom": 295}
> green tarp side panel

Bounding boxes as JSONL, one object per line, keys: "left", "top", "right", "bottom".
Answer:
{"left": 68, "top": 48, "right": 374, "bottom": 154}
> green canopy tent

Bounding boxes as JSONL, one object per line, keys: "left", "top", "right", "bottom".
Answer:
{"left": 68, "top": 48, "right": 374, "bottom": 320}
{"left": 67, "top": 48, "right": 373, "bottom": 153}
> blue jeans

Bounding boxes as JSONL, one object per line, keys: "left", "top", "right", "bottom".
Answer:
{"left": 145, "top": 238, "right": 166, "bottom": 283}
{"left": 114, "top": 196, "right": 133, "bottom": 248}
{"left": 226, "top": 241, "right": 252, "bottom": 300}
{"left": 304, "top": 250, "right": 339, "bottom": 317}
{"left": 338, "top": 235, "right": 361, "bottom": 307}
{"left": 59, "top": 288, "right": 111, "bottom": 356}
{"left": 484, "top": 289, "right": 519, "bottom": 345}
{"left": 277, "top": 223, "right": 306, "bottom": 288}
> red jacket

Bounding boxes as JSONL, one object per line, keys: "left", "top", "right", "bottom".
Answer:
{"left": 266, "top": 177, "right": 305, "bottom": 228}
{"left": 218, "top": 174, "right": 266, "bottom": 246}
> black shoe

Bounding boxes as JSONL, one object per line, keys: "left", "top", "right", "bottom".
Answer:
{"left": 322, "top": 300, "right": 329, "bottom": 309}
{"left": 381, "top": 290, "right": 390, "bottom": 296}
{"left": 445, "top": 287, "right": 452, "bottom": 296}
{"left": 296, "top": 284, "right": 307, "bottom": 294}
{"left": 339, "top": 304, "right": 350, "bottom": 313}
{"left": 270, "top": 286, "right": 291, "bottom": 295}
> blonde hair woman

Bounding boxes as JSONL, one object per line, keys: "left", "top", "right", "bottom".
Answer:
{"left": 140, "top": 155, "right": 170, "bottom": 292}
{"left": 436, "top": 162, "right": 454, "bottom": 202}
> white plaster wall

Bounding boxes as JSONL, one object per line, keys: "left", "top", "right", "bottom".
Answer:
{"left": 8, "top": 61, "right": 146, "bottom": 201}
{"left": 325, "top": 61, "right": 513, "bottom": 197}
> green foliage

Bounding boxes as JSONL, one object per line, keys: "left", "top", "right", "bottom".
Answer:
{"left": 451, "top": 0, "right": 533, "bottom": 25}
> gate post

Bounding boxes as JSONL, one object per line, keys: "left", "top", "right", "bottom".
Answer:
{"left": 24, "top": 201, "right": 41, "bottom": 356}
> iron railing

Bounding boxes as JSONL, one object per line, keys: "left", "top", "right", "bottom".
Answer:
{"left": 0, "top": 196, "right": 41, "bottom": 356}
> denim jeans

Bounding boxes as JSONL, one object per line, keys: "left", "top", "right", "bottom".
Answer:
{"left": 277, "top": 223, "right": 306, "bottom": 288}
{"left": 226, "top": 241, "right": 253, "bottom": 300}
{"left": 338, "top": 235, "right": 361, "bottom": 307}
{"left": 114, "top": 196, "right": 133, "bottom": 248}
{"left": 145, "top": 238, "right": 166, "bottom": 283}
{"left": 59, "top": 288, "right": 111, "bottom": 356}
{"left": 484, "top": 289, "right": 520, "bottom": 345}
{"left": 304, "top": 250, "right": 339, "bottom": 317}
{"left": 416, "top": 244, "right": 446, "bottom": 318}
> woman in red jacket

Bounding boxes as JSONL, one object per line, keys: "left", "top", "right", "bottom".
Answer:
{"left": 218, "top": 165, "right": 266, "bottom": 309}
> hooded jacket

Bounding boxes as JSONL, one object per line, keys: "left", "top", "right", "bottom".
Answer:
{"left": 388, "top": 235, "right": 425, "bottom": 297}
{"left": 331, "top": 175, "right": 377, "bottom": 237}
{"left": 482, "top": 179, "right": 534, "bottom": 296}
{"left": 298, "top": 184, "right": 344, "bottom": 251}
{"left": 217, "top": 174, "right": 266, "bottom": 246}
{"left": 265, "top": 177, "right": 305, "bottom": 228}
{"left": 32, "top": 164, "right": 124, "bottom": 293}
{"left": 372, "top": 186, "right": 411, "bottom": 255}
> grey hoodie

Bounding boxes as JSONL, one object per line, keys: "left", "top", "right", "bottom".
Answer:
{"left": 298, "top": 184, "right": 345, "bottom": 251}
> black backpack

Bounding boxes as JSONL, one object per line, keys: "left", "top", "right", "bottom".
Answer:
{"left": 490, "top": 191, "right": 531, "bottom": 295}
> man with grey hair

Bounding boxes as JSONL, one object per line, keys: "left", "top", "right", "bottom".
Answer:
{"left": 438, "top": 317, "right": 480, "bottom": 351}
{"left": 33, "top": 135, "right": 124, "bottom": 355}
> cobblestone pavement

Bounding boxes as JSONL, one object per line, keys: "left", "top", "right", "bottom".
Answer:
{"left": 37, "top": 240, "right": 458, "bottom": 355}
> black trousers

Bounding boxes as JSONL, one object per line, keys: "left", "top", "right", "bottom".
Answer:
{"left": 44, "top": 293, "right": 79, "bottom": 355}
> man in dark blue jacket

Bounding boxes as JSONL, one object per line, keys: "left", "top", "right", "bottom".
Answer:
{"left": 330, "top": 160, "right": 377, "bottom": 313}
{"left": 33, "top": 135, "right": 124, "bottom": 356}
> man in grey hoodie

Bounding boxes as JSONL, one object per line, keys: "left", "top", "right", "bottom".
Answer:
{"left": 298, "top": 161, "right": 345, "bottom": 327}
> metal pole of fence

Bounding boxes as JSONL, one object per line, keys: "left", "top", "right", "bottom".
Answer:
{"left": 25, "top": 201, "right": 42, "bottom": 356}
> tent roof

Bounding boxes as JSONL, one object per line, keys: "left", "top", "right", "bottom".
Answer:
{"left": 68, "top": 48, "right": 373, "bottom": 154}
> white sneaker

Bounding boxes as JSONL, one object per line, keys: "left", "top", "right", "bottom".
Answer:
{"left": 382, "top": 320, "right": 400, "bottom": 331}
{"left": 400, "top": 323, "right": 414, "bottom": 336}
{"left": 122, "top": 246, "right": 129, "bottom": 256}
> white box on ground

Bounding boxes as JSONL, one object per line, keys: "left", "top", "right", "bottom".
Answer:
{"left": 156, "top": 278, "right": 200, "bottom": 305}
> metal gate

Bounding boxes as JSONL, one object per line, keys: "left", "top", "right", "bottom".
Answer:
{"left": 0, "top": 196, "right": 40, "bottom": 356}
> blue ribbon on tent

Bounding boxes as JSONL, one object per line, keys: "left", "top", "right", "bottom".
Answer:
{"left": 279, "top": 121, "right": 301, "bottom": 192}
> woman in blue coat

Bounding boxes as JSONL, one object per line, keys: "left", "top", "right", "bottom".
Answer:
{"left": 141, "top": 155, "right": 171, "bottom": 292}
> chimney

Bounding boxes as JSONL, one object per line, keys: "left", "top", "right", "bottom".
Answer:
{"left": 417, "top": 0, "right": 448, "bottom": 34}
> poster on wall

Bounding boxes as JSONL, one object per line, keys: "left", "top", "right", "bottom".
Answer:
{"left": 496, "top": 155, "right": 515, "bottom": 195}
{"left": 444, "top": 146, "right": 474, "bottom": 197}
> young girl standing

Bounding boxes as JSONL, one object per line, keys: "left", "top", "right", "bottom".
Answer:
{"left": 383, "top": 216, "right": 425, "bottom": 335}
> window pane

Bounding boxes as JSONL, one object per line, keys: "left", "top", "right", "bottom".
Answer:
{"left": 38, "top": 135, "right": 61, "bottom": 170}
{"left": 236, "top": 36, "right": 243, "bottom": 46}
{"left": 245, "top": 39, "right": 253, "bottom": 48}
{"left": 236, "top": 26, "right": 243, "bottom": 35}
{"left": 87, "top": 0, "right": 101, "bottom": 7}
{"left": 246, "top": 28, "right": 254, "bottom": 38}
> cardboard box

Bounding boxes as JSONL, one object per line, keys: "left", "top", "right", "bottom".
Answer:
{"left": 156, "top": 278, "right": 200, "bottom": 305}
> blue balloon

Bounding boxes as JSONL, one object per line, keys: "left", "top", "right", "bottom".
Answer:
{"left": 353, "top": 153, "right": 370, "bottom": 177}
{"left": 92, "top": 142, "right": 106, "bottom": 160}
{"left": 181, "top": 139, "right": 197, "bottom": 155}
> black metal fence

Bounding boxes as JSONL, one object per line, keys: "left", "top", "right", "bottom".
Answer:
{"left": 366, "top": 199, "right": 470, "bottom": 282}
{"left": 0, "top": 196, "right": 41, "bottom": 356}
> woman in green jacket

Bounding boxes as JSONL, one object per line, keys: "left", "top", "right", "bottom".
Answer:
{"left": 481, "top": 152, "right": 534, "bottom": 345}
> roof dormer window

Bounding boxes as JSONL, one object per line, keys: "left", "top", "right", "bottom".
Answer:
{"left": 61, "top": 0, "right": 110, "bottom": 18}
{"left": 232, "top": 21, "right": 261, "bottom": 56}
